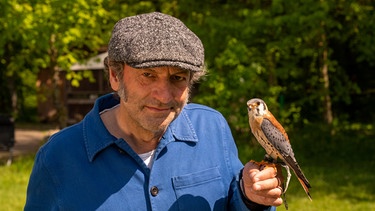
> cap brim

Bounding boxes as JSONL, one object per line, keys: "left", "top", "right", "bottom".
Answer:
{"left": 129, "top": 60, "right": 203, "bottom": 72}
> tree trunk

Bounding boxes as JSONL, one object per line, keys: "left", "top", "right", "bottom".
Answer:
{"left": 320, "top": 32, "right": 333, "bottom": 125}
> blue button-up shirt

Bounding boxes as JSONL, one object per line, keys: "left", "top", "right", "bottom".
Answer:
{"left": 25, "top": 94, "right": 275, "bottom": 210}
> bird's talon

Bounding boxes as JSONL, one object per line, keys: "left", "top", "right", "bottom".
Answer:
{"left": 263, "top": 154, "right": 275, "bottom": 163}
{"left": 281, "top": 164, "right": 291, "bottom": 193}
{"left": 250, "top": 160, "right": 278, "bottom": 172}
{"left": 282, "top": 193, "right": 288, "bottom": 210}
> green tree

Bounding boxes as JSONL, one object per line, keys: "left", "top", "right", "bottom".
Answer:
{"left": 0, "top": 0, "right": 111, "bottom": 124}
{"left": 27, "top": 0, "right": 113, "bottom": 127}
{"left": 179, "top": 0, "right": 373, "bottom": 139}
{"left": 1, "top": 0, "right": 373, "bottom": 133}
{"left": 0, "top": 1, "right": 36, "bottom": 118}
{"left": 0, "top": 0, "right": 179, "bottom": 126}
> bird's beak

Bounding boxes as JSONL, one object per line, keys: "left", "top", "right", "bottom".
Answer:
{"left": 247, "top": 104, "right": 254, "bottom": 113}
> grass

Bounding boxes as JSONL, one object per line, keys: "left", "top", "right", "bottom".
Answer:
{"left": 1, "top": 123, "right": 374, "bottom": 210}
{"left": 0, "top": 155, "right": 34, "bottom": 211}
{"left": 238, "top": 123, "right": 375, "bottom": 211}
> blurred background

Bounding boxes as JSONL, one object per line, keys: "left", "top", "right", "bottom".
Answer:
{"left": 0, "top": 0, "right": 374, "bottom": 210}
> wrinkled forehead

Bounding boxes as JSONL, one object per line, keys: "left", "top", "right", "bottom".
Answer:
{"left": 127, "top": 65, "right": 190, "bottom": 75}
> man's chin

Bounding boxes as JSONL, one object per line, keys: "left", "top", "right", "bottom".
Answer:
{"left": 143, "top": 116, "right": 177, "bottom": 132}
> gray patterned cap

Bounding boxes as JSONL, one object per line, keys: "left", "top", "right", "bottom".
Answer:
{"left": 108, "top": 12, "right": 204, "bottom": 72}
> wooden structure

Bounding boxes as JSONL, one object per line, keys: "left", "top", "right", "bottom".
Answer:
{"left": 65, "top": 52, "right": 111, "bottom": 124}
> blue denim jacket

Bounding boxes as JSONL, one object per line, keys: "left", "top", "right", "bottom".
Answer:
{"left": 25, "top": 93, "right": 275, "bottom": 211}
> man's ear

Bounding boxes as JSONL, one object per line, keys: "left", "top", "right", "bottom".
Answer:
{"left": 109, "top": 68, "right": 120, "bottom": 91}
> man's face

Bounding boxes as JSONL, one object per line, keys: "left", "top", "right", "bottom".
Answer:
{"left": 110, "top": 65, "right": 191, "bottom": 135}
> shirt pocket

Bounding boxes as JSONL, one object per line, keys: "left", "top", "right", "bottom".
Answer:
{"left": 172, "top": 166, "right": 226, "bottom": 210}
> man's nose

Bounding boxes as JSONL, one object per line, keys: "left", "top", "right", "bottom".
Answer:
{"left": 151, "top": 79, "right": 173, "bottom": 104}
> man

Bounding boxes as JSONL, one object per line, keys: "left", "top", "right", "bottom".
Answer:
{"left": 25, "top": 12, "right": 283, "bottom": 210}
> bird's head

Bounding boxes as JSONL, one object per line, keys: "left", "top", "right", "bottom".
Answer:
{"left": 247, "top": 98, "right": 268, "bottom": 116}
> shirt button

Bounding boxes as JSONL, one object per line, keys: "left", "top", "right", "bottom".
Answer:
{"left": 150, "top": 186, "right": 159, "bottom": 196}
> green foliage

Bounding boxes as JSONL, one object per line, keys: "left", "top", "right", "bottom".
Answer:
{"left": 0, "top": 0, "right": 110, "bottom": 120}
{"left": 66, "top": 70, "right": 96, "bottom": 87}
{"left": 0, "top": 0, "right": 374, "bottom": 130}
{"left": 182, "top": 0, "right": 374, "bottom": 138}
{"left": 0, "top": 0, "right": 179, "bottom": 122}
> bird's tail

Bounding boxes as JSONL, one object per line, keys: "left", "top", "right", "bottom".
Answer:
{"left": 297, "top": 176, "right": 312, "bottom": 201}
{"left": 284, "top": 157, "right": 312, "bottom": 200}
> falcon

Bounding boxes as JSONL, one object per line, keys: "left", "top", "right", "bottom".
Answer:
{"left": 247, "top": 98, "right": 312, "bottom": 205}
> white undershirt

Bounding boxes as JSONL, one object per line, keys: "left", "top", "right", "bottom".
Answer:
{"left": 138, "top": 150, "right": 155, "bottom": 168}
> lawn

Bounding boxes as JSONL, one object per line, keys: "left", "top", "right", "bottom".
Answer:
{"left": 1, "top": 124, "right": 374, "bottom": 210}
{"left": 0, "top": 155, "right": 34, "bottom": 211}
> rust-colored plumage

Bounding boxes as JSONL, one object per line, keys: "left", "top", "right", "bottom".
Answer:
{"left": 247, "top": 98, "right": 312, "bottom": 203}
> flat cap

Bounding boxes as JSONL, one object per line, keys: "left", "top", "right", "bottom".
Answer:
{"left": 108, "top": 12, "right": 204, "bottom": 72}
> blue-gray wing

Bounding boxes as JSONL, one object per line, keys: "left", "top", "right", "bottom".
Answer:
{"left": 260, "top": 118, "right": 294, "bottom": 158}
{"left": 261, "top": 118, "right": 311, "bottom": 190}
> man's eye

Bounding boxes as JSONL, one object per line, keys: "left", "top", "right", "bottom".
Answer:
{"left": 142, "top": 72, "right": 153, "bottom": 77}
{"left": 171, "top": 75, "right": 186, "bottom": 81}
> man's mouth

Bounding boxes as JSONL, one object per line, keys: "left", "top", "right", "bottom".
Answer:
{"left": 145, "top": 106, "right": 173, "bottom": 113}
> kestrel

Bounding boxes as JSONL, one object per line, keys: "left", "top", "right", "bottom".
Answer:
{"left": 247, "top": 98, "right": 312, "bottom": 205}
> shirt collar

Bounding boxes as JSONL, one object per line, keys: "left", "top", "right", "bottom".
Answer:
{"left": 83, "top": 93, "right": 198, "bottom": 162}
{"left": 169, "top": 108, "right": 198, "bottom": 143}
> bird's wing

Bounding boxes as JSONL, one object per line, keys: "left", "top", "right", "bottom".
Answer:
{"left": 260, "top": 118, "right": 294, "bottom": 159}
{"left": 261, "top": 118, "right": 312, "bottom": 193}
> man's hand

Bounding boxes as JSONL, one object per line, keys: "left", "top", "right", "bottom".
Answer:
{"left": 241, "top": 160, "right": 284, "bottom": 207}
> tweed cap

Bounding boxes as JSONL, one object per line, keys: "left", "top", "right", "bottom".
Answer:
{"left": 108, "top": 12, "right": 204, "bottom": 72}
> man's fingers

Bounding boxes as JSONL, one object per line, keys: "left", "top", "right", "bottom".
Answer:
{"left": 249, "top": 184, "right": 284, "bottom": 206}
{"left": 252, "top": 166, "right": 277, "bottom": 182}
{"left": 242, "top": 160, "right": 285, "bottom": 207}
{"left": 251, "top": 177, "right": 280, "bottom": 191}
